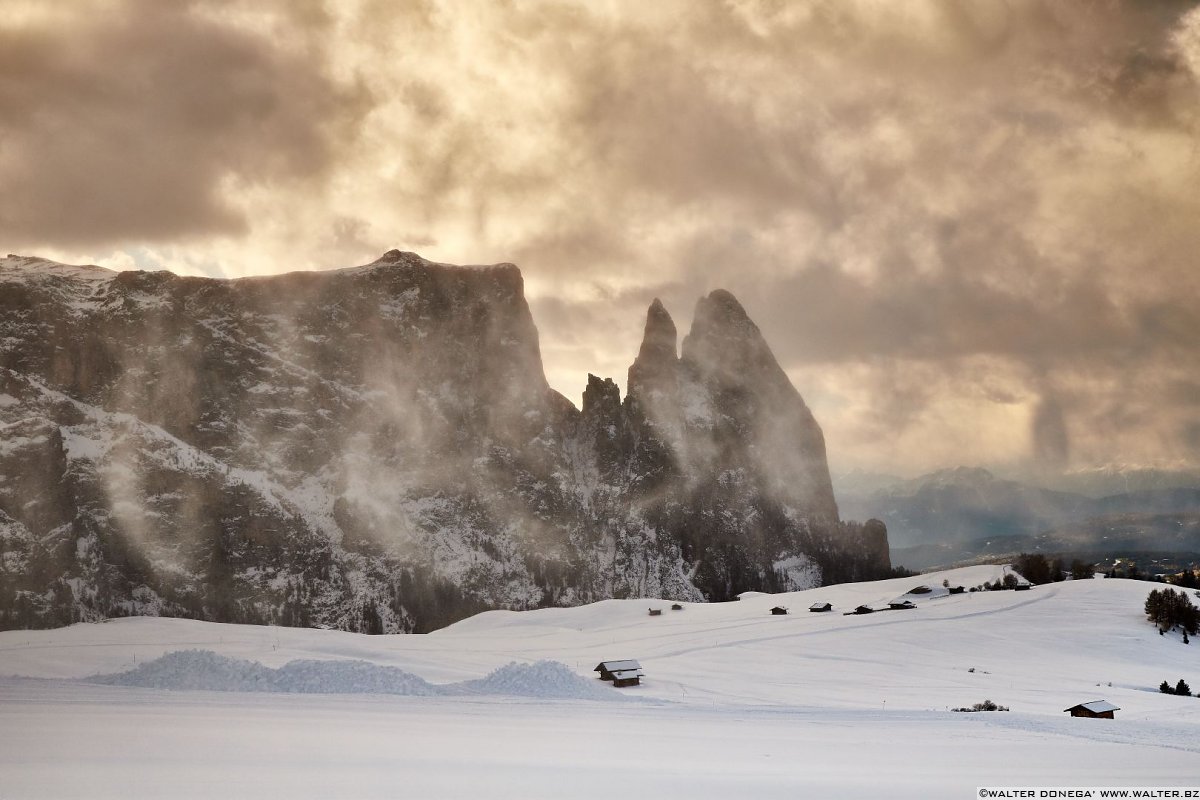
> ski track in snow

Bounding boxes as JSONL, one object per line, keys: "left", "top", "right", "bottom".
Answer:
{"left": 977, "top": 712, "right": 1200, "bottom": 755}
{"left": 588, "top": 587, "right": 1061, "bottom": 663}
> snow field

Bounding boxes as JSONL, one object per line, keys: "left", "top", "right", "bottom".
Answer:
{"left": 2, "top": 565, "right": 1199, "bottom": 799}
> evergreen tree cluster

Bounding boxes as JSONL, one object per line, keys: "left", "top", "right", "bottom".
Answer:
{"left": 951, "top": 699, "right": 1009, "bottom": 712}
{"left": 1009, "top": 553, "right": 1094, "bottom": 584}
{"left": 1012, "top": 554, "right": 1057, "bottom": 585}
{"left": 1069, "top": 559, "right": 1096, "bottom": 580}
{"left": 1158, "top": 678, "right": 1193, "bottom": 696}
{"left": 977, "top": 573, "right": 1021, "bottom": 591}
{"left": 1144, "top": 587, "right": 1200, "bottom": 637}
{"left": 1170, "top": 570, "right": 1199, "bottom": 590}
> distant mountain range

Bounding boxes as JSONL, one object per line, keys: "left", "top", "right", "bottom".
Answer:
{"left": 835, "top": 466, "right": 1200, "bottom": 570}
{"left": 890, "top": 512, "right": 1200, "bottom": 572}
{"left": 1028, "top": 465, "right": 1200, "bottom": 499}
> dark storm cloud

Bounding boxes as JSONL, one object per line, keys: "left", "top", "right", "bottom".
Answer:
{"left": 1031, "top": 391, "right": 1070, "bottom": 469}
{"left": 5, "top": 0, "right": 1199, "bottom": 472}
{"left": 701, "top": 252, "right": 1200, "bottom": 369}
{"left": 484, "top": 0, "right": 1200, "bottom": 468}
{"left": 0, "top": 1, "right": 369, "bottom": 247}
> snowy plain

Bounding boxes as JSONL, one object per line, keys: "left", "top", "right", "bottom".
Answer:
{"left": 2, "top": 564, "right": 1199, "bottom": 799}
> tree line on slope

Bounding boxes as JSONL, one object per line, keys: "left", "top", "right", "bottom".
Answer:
{"left": 1144, "top": 586, "right": 1199, "bottom": 641}
{"left": 1158, "top": 678, "right": 1193, "bottom": 696}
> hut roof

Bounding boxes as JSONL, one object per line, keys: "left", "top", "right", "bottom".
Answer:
{"left": 595, "top": 659, "right": 641, "bottom": 673}
{"left": 809, "top": 602, "right": 831, "bottom": 609}
{"left": 1064, "top": 700, "right": 1119, "bottom": 714}
{"left": 610, "top": 668, "right": 643, "bottom": 680}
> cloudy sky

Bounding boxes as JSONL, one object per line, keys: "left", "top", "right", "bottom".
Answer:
{"left": 3, "top": 0, "right": 1199, "bottom": 479}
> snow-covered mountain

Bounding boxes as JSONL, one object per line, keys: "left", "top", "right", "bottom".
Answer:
{"left": 0, "top": 252, "right": 888, "bottom": 633}
{"left": 840, "top": 466, "right": 1200, "bottom": 556}
{"left": 1040, "top": 464, "right": 1200, "bottom": 499}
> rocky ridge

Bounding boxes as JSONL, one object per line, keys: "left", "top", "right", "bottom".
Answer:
{"left": 0, "top": 251, "right": 889, "bottom": 632}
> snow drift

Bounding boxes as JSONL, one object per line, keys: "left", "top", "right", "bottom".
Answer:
{"left": 87, "top": 650, "right": 621, "bottom": 701}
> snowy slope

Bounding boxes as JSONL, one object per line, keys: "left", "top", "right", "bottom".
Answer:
{"left": 2, "top": 566, "right": 1199, "bottom": 798}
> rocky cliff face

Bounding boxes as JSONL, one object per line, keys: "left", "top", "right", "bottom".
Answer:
{"left": 0, "top": 252, "right": 889, "bottom": 632}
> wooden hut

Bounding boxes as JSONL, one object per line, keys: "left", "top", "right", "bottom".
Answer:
{"left": 888, "top": 599, "right": 916, "bottom": 610}
{"left": 770, "top": 606, "right": 789, "bottom": 615}
{"left": 648, "top": 608, "right": 662, "bottom": 616}
{"left": 1064, "top": 700, "right": 1119, "bottom": 719}
{"left": 611, "top": 670, "right": 642, "bottom": 687}
{"left": 809, "top": 602, "right": 833, "bottom": 613}
{"left": 947, "top": 586, "right": 966, "bottom": 595}
{"left": 1014, "top": 582, "right": 1032, "bottom": 591}
{"left": 845, "top": 605, "right": 875, "bottom": 615}
{"left": 671, "top": 603, "right": 683, "bottom": 611}
{"left": 594, "top": 660, "right": 644, "bottom": 686}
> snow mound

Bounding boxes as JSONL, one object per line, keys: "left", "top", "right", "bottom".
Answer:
{"left": 457, "top": 660, "right": 620, "bottom": 701}
{"left": 88, "top": 650, "right": 277, "bottom": 692}
{"left": 270, "top": 659, "right": 443, "bottom": 695}
{"left": 88, "top": 650, "right": 441, "bottom": 696}
{"left": 86, "top": 651, "right": 619, "bottom": 701}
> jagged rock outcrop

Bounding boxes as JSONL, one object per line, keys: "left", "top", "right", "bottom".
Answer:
{"left": 586, "top": 292, "right": 885, "bottom": 599}
{"left": 0, "top": 252, "right": 888, "bottom": 632}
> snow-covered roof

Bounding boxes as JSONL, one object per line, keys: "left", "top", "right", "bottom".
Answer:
{"left": 1065, "top": 700, "right": 1119, "bottom": 714}
{"left": 610, "top": 668, "right": 643, "bottom": 679}
{"left": 595, "top": 660, "right": 641, "bottom": 672}
{"left": 809, "top": 602, "right": 831, "bottom": 609}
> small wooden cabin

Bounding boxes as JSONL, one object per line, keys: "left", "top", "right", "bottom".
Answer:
{"left": 770, "top": 606, "right": 789, "bottom": 615}
{"left": 648, "top": 608, "right": 662, "bottom": 616}
{"left": 1064, "top": 700, "right": 1119, "bottom": 719}
{"left": 888, "top": 600, "right": 916, "bottom": 610}
{"left": 947, "top": 586, "right": 966, "bottom": 595}
{"left": 1014, "top": 582, "right": 1032, "bottom": 591}
{"left": 907, "top": 585, "right": 932, "bottom": 595}
{"left": 845, "top": 605, "right": 875, "bottom": 615}
{"left": 611, "top": 670, "right": 642, "bottom": 687}
{"left": 671, "top": 603, "right": 683, "bottom": 611}
{"left": 809, "top": 602, "right": 832, "bottom": 613}
{"left": 594, "top": 660, "right": 644, "bottom": 686}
